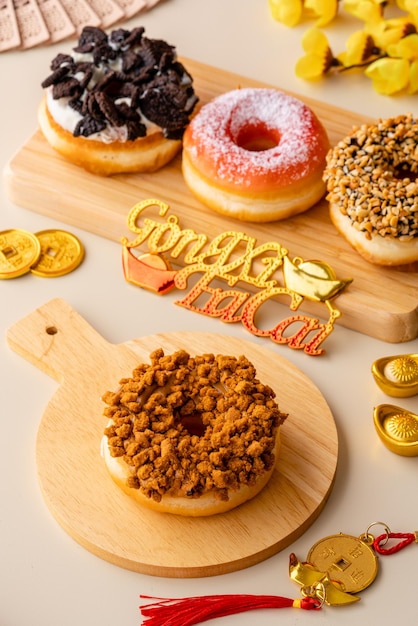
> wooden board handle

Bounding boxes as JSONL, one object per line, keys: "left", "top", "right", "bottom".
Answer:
{"left": 6, "top": 299, "right": 338, "bottom": 576}
{"left": 6, "top": 298, "right": 112, "bottom": 382}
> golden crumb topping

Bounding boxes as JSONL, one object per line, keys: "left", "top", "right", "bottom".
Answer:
{"left": 102, "top": 349, "right": 287, "bottom": 503}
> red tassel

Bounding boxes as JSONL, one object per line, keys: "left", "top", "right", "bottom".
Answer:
{"left": 139, "top": 593, "right": 321, "bottom": 625}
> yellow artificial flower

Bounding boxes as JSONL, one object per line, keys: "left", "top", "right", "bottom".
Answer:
{"left": 407, "top": 58, "right": 418, "bottom": 92}
{"left": 295, "top": 28, "right": 337, "bottom": 78}
{"left": 366, "top": 17, "right": 417, "bottom": 50}
{"left": 387, "top": 31, "right": 418, "bottom": 60}
{"left": 269, "top": 0, "right": 303, "bottom": 26}
{"left": 365, "top": 57, "right": 410, "bottom": 93}
{"left": 396, "top": 0, "right": 418, "bottom": 23}
{"left": 267, "top": 0, "right": 418, "bottom": 96}
{"left": 338, "top": 30, "right": 378, "bottom": 66}
{"left": 386, "top": 32, "right": 418, "bottom": 91}
{"left": 304, "top": 0, "right": 339, "bottom": 27}
{"left": 343, "top": 0, "right": 386, "bottom": 24}
{"left": 365, "top": 33, "right": 418, "bottom": 94}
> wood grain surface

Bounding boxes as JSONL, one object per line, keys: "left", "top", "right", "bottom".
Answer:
{"left": 4, "top": 58, "right": 417, "bottom": 343}
{"left": 6, "top": 298, "right": 338, "bottom": 577}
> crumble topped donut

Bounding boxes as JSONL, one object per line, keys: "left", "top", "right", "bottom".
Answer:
{"left": 323, "top": 114, "right": 418, "bottom": 266}
{"left": 101, "top": 348, "right": 287, "bottom": 516}
{"left": 38, "top": 26, "right": 198, "bottom": 176}
{"left": 182, "top": 87, "right": 330, "bottom": 222}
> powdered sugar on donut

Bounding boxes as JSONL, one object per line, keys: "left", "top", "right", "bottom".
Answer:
{"left": 185, "top": 88, "right": 328, "bottom": 190}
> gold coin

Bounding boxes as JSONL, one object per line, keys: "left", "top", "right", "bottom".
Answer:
{"left": 0, "top": 228, "right": 41, "bottom": 279}
{"left": 31, "top": 229, "right": 85, "bottom": 277}
{"left": 307, "top": 533, "right": 378, "bottom": 594}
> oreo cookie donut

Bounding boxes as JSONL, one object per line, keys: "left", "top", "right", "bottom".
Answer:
{"left": 101, "top": 349, "right": 287, "bottom": 516}
{"left": 38, "top": 26, "right": 198, "bottom": 175}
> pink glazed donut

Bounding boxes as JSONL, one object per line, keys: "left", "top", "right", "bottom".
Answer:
{"left": 182, "top": 87, "right": 330, "bottom": 222}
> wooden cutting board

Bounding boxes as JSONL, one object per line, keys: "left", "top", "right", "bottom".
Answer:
{"left": 5, "top": 58, "right": 417, "bottom": 344}
{"left": 6, "top": 298, "right": 337, "bottom": 578}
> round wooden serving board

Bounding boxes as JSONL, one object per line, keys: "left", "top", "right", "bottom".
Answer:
{"left": 7, "top": 298, "right": 338, "bottom": 578}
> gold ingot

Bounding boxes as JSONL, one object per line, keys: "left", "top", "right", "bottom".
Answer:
{"left": 282, "top": 256, "right": 352, "bottom": 303}
{"left": 0, "top": 228, "right": 41, "bottom": 279}
{"left": 122, "top": 249, "right": 177, "bottom": 294}
{"left": 289, "top": 553, "right": 360, "bottom": 606}
{"left": 374, "top": 404, "right": 418, "bottom": 456}
{"left": 372, "top": 354, "right": 418, "bottom": 397}
{"left": 31, "top": 229, "right": 84, "bottom": 277}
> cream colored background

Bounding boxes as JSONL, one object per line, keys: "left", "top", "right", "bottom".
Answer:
{"left": 1, "top": 1, "right": 417, "bottom": 625}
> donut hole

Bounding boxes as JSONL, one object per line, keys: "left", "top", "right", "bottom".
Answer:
{"left": 179, "top": 412, "right": 206, "bottom": 437}
{"left": 393, "top": 164, "right": 418, "bottom": 181}
{"left": 235, "top": 122, "right": 281, "bottom": 152}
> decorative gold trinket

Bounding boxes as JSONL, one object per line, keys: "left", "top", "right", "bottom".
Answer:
{"left": 122, "top": 249, "right": 177, "bottom": 294}
{"left": 372, "top": 354, "right": 418, "bottom": 397}
{"left": 290, "top": 527, "right": 385, "bottom": 606}
{"left": 140, "top": 522, "right": 418, "bottom": 620}
{"left": 282, "top": 256, "right": 352, "bottom": 317}
{"left": 31, "top": 229, "right": 85, "bottom": 277}
{"left": 121, "top": 199, "right": 353, "bottom": 356}
{"left": 0, "top": 228, "right": 41, "bottom": 279}
{"left": 289, "top": 554, "right": 359, "bottom": 606}
{"left": 373, "top": 404, "right": 418, "bottom": 456}
{"left": 307, "top": 533, "right": 378, "bottom": 594}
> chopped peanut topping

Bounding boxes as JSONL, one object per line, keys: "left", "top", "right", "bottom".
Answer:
{"left": 323, "top": 114, "right": 418, "bottom": 241}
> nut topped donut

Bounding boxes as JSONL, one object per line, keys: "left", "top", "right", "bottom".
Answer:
{"left": 101, "top": 348, "right": 287, "bottom": 516}
{"left": 38, "top": 26, "right": 198, "bottom": 176}
{"left": 182, "top": 87, "right": 330, "bottom": 222}
{"left": 323, "top": 114, "right": 418, "bottom": 266}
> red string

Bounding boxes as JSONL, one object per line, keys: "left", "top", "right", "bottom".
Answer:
{"left": 373, "top": 532, "right": 416, "bottom": 555}
{"left": 139, "top": 593, "right": 321, "bottom": 625}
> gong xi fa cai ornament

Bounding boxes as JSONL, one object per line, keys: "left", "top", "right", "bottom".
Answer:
{"left": 139, "top": 522, "right": 418, "bottom": 625}
{"left": 121, "top": 199, "right": 353, "bottom": 356}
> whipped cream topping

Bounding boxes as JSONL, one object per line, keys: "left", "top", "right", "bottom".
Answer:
{"left": 45, "top": 88, "right": 157, "bottom": 143}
